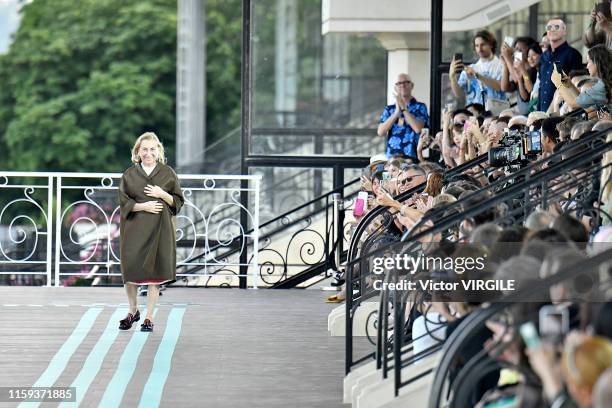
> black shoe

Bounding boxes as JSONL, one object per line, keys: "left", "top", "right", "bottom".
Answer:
{"left": 140, "top": 319, "right": 154, "bottom": 332}
{"left": 119, "top": 310, "right": 140, "bottom": 330}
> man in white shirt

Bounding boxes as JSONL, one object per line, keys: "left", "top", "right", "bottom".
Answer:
{"left": 449, "top": 30, "right": 507, "bottom": 111}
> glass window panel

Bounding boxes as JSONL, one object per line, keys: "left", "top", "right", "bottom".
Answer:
{"left": 251, "top": 0, "right": 387, "bottom": 155}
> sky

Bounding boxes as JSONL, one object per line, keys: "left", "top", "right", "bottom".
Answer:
{"left": 0, "top": 0, "right": 22, "bottom": 54}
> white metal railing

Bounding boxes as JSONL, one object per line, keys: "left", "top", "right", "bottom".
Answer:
{"left": 0, "top": 172, "right": 261, "bottom": 288}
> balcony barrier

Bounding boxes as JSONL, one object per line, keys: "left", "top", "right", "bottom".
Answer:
{"left": 0, "top": 172, "right": 261, "bottom": 288}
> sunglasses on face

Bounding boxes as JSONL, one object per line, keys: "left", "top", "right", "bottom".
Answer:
{"left": 545, "top": 24, "right": 562, "bottom": 31}
{"left": 398, "top": 176, "right": 415, "bottom": 185}
{"left": 395, "top": 80, "right": 413, "bottom": 86}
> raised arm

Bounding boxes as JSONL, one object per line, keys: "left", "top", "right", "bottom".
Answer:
{"left": 449, "top": 57, "right": 465, "bottom": 101}
{"left": 500, "top": 43, "right": 517, "bottom": 92}
{"left": 441, "top": 110, "right": 457, "bottom": 168}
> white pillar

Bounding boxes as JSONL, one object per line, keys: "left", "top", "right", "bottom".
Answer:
{"left": 377, "top": 33, "right": 430, "bottom": 111}
{"left": 275, "top": 0, "right": 298, "bottom": 127}
{"left": 177, "top": 0, "right": 205, "bottom": 171}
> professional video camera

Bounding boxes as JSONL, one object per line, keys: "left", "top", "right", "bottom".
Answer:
{"left": 488, "top": 127, "right": 542, "bottom": 167}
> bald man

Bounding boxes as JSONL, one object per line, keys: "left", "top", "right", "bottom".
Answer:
{"left": 377, "top": 73, "right": 429, "bottom": 160}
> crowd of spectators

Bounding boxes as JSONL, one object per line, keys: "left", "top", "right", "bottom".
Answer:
{"left": 334, "top": 3, "right": 612, "bottom": 407}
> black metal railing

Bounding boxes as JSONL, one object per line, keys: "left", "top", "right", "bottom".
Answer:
{"left": 174, "top": 126, "right": 386, "bottom": 288}
{"left": 344, "top": 153, "right": 489, "bottom": 373}
{"left": 343, "top": 127, "right": 611, "bottom": 400}
{"left": 175, "top": 172, "right": 362, "bottom": 287}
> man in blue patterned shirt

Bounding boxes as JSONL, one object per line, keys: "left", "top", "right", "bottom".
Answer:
{"left": 377, "top": 73, "right": 429, "bottom": 160}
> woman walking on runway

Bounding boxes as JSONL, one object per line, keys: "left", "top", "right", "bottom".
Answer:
{"left": 117, "top": 132, "right": 184, "bottom": 332}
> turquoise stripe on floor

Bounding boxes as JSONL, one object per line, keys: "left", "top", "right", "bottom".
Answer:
{"left": 137, "top": 308, "right": 186, "bottom": 408}
{"left": 98, "top": 308, "right": 158, "bottom": 408}
{"left": 18, "top": 307, "right": 102, "bottom": 408}
{"left": 57, "top": 308, "right": 128, "bottom": 408}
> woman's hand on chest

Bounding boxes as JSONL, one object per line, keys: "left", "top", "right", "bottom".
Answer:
{"left": 144, "top": 184, "right": 168, "bottom": 200}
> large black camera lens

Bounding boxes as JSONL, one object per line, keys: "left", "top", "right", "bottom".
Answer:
{"left": 488, "top": 145, "right": 521, "bottom": 167}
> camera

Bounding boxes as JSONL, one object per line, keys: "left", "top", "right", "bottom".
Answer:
{"left": 488, "top": 127, "right": 542, "bottom": 167}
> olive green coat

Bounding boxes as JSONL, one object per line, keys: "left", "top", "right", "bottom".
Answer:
{"left": 118, "top": 163, "right": 184, "bottom": 284}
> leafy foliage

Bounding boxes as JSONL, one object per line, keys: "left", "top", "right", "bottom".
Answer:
{"left": 0, "top": 0, "right": 177, "bottom": 172}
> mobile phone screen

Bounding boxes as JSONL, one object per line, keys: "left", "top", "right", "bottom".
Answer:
{"left": 539, "top": 305, "right": 569, "bottom": 343}
{"left": 519, "top": 322, "right": 541, "bottom": 350}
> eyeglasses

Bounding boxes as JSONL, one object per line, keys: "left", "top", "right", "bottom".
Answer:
{"left": 395, "top": 80, "right": 413, "bottom": 86}
{"left": 398, "top": 176, "right": 414, "bottom": 185}
{"left": 545, "top": 24, "right": 563, "bottom": 31}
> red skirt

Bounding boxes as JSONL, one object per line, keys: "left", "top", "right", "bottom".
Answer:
{"left": 127, "top": 278, "right": 171, "bottom": 285}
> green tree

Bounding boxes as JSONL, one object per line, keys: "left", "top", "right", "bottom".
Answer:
{"left": 0, "top": 0, "right": 176, "bottom": 172}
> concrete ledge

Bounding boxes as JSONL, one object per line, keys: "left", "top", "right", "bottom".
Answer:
{"left": 328, "top": 300, "right": 378, "bottom": 337}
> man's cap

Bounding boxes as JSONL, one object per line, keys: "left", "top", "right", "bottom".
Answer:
{"left": 369, "top": 153, "right": 388, "bottom": 165}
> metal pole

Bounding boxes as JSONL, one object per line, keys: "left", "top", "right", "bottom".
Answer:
{"left": 333, "top": 164, "right": 344, "bottom": 266}
{"left": 528, "top": 4, "right": 539, "bottom": 40}
{"left": 332, "top": 165, "right": 345, "bottom": 284}
{"left": 239, "top": 0, "right": 253, "bottom": 289}
{"left": 429, "top": 0, "right": 443, "bottom": 134}
{"left": 345, "top": 262, "right": 353, "bottom": 375}
{"left": 331, "top": 192, "right": 343, "bottom": 272}
{"left": 54, "top": 177, "right": 62, "bottom": 287}
{"left": 251, "top": 176, "right": 260, "bottom": 289}
{"left": 46, "top": 176, "right": 53, "bottom": 287}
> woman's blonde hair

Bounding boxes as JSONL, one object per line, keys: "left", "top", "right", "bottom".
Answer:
{"left": 563, "top": 335, "right": 612, "bottom": 390}
{"left": 131, "top": 132, "right": 167, "bottom": 164}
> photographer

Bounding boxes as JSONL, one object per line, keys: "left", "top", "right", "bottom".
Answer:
{"left": 449, "top": 30, "right": 506, "bottom": 110}
{"left": 500, "top": 36, "right": 538, "bottom": 115}
{"left": 541, "top": 117, "right": 566, "bottom": 155}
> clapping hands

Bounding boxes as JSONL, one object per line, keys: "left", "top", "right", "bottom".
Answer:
{"left": 394, "top": 86, "right": 406, "bottom": 112}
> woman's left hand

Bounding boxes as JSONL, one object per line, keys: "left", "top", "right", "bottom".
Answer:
{"left": 144, "top": 184, "right": 166, "bottom": 199}
{"left": 551, "top": 64, "right": 563, "bottom": 88}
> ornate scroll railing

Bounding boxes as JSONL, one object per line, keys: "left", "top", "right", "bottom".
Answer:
{"left": 0, "top": 172, "right": 261, "bottom": 287}
{"left": 177, "top": 176, "right": 363, "bottom": 288}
